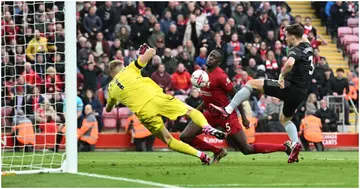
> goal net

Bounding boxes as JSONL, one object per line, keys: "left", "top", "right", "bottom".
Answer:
{"left": 1, "top": 1, "right": 77, "bottom": 175}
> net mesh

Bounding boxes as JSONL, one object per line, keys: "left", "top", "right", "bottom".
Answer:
{"left": 1, "top": 1, "right": 66, "bottom": 173}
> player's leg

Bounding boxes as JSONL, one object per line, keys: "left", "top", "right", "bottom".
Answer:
{"left": 145, "top": 116, "right": 211, "bottom": 164}
{"left": 229, "top": 130, "right": 289, "bottom": 155}
{"left": 156, "top": 93, "right": 226, "bottom": 139}
{"left": 280, "top": 114, "right": 299, "bottom": 146}
{"left": 184, "top": 105, "right": 227, "bottom": 139}
{"left": 209, "top": 79, "right": 266, "bottom": 117}
{"left": 180, "top": 121, "right": 223, "bottom": 154}
{"left": 225, "top": 79, "right": 265, "bottom": 114}
{"left": 280, "top": 105, "right": 302, "bottom": 163}
{"left": 225, "top": 116, "right": 290, "bottom": 155}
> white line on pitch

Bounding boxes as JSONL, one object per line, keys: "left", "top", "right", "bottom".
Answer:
{"left": 180, "top": 183, "right": 348, "bottom": 187}
{"left": 75, "top": 172, "right": 181, "bottom": 188}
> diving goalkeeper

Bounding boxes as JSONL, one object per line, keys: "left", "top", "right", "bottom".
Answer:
{"left": 106, "top": 43, "right": 226, "bottom": 165}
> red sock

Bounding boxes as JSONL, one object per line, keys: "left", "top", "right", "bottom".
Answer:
{"left": 252, "top": 143, "right": 286, "bottom": 153}
{"left": 191, "top": 137, "right": 221, "bottom": 154}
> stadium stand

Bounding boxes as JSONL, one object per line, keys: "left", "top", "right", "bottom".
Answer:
{"left": 1, "top": 1, "right": 359, "bottom": 150}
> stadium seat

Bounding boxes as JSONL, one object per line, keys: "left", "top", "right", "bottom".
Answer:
{"left": 120, "top": 119, "right": 128, "bottom": 129}
{"left": 337, "top": 27, "right": 353, "bottom": 38}
{"left": 102, "top": 107, "right": 118, "bottom": 129}
{"left": 353, "top": 27, "right": 359, "bottom": 36}
{"left": 118, "top": 107, "right": 131, "bottom": 129}
{"left": 1, "top": 107, "right": 13, "bottom": 128}
{"left": 341, "top": 35, "right": 359, "bottom": 46}
{"left": 118, "top": 107, "right": 131, "bottom": 118}
{"left": 352, "top": 51, "right": 359, "bottom": 65}
{"left": 347, "top": 18, "right": 359, "bottom": 28}
{"left": 347, "top": 43, "right": 359, "bottom": 55}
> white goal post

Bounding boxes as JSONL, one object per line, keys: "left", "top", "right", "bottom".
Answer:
{"left": 1, "top": 1, "right": 77, "bottom": 175}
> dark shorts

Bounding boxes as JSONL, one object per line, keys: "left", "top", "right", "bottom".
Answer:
{"left": 204, "top": 110, "right": 242, "bottom": 135}
{"left": 263, "top": 79, "right": 307, "bottom": 117}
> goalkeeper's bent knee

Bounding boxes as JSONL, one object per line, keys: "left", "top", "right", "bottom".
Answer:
{"left": 187, "top": 109, "right": 208, "bottom": 128}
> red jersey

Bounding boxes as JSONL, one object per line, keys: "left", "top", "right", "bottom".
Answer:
{"left": 311, "top": 39, "right": 322, "bottom": 49}
{"left": 200, "top": 67, "right": 233, "bottom": 109}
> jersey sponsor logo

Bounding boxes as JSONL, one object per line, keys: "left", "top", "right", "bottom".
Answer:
{"left": 200, "top": 90, "right": 212, "bottom": 96}
{"left": 303, "top": 47, "right": 313, "bottom": 54}
{"left": 288, "top": 51, "right": 296, "bottom": 56}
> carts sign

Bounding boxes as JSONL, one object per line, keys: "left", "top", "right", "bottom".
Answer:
{"left": 322, "top": 133, "right": 338, "bottom": 146}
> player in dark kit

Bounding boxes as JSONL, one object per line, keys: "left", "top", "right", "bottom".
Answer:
{"left": 210, "top": 24, "right": 314, "bottom": 163}
{"left": 180, "top": 49, "right": 292, "bottom": 164}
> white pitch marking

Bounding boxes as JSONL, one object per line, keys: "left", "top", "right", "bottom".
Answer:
{"left": 180, "top": 183, "right": 348, "bottom": 187}
{"left": 75, "top": 172, "right": 181, "bottom": 188}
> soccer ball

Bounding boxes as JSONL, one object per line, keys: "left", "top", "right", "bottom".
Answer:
{"left": 191, "top": 70, "right": 209, "bottom": 88}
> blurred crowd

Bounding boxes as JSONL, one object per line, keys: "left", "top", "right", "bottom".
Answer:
{"left": 1, "top": 1, "right": 359, "bottom": 151}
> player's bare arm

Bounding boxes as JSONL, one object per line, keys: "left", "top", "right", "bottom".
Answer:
{"left": 105, "top": 98, "right": 116, "bottom": 112}
{"left": 278, "top": 57, "right": 295, "bottom": 89}
{"left": 139, "top": 44, "right": 156, "bottom": 65}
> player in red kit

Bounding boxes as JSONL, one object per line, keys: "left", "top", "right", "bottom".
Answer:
{"left": 180, "top": 49, "right": 291, "bottom": 164}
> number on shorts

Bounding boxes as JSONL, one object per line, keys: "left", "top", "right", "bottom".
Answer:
{"left": 309, "top": 56, "right": 315, "bottom": 75}
{"left": 225, "top": 123, "right": 231, "bottom": 134}
{"left": 115, "top": 79, "right": 125, "bottom": 90}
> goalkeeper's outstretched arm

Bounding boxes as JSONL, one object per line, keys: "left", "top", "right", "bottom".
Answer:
{"left": 137, "top": 44, "right": 156, "bottom": 68}
{"left": 105, "top": 98, "right": 116, "bottom": 113}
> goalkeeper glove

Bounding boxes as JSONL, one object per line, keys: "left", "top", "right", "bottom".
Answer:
{"left": 139, "top": 43, "right": 149, "bottom": 55}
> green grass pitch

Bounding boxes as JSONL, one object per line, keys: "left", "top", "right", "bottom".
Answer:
{"left": 1, "top": 151, "right": 359, "bottom": 188}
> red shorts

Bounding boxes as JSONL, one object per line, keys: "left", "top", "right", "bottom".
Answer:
{"left": 203, "top": 110, "right": 242, "bottom": 135}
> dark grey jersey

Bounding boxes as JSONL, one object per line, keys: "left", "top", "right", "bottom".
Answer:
{"left": 286, "top": 42, "right": 314, "bottom": 88}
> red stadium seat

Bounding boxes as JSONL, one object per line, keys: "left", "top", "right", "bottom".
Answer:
{"left": 347, "top": 18, "right": 359, "bottom": 28}
{"left": 338, "top": 27, "right": 353, "bottom": 38}
{"left": 118, "top": 107, "right": 131, "bottom": 129}
{"left": 347, "top": 43, "right": 359, "bottom": 55}
{"left": 102, "top": 107, "right": 118, "bottom": 129}
{"left": 353, "top": 27, "right": 359, "bottom": 36}
{"left": 341, "top": 35, "right": 359, "bottom": 46}
{"left": 118, "top": 107, "right": 131, "bottom": 118}
{"left": 1, "top": 106, "right": 13, "bottom": 128}
{"left": 120, "top": 119, "right": 128, "bottom": 129}
{"left": 352, "top": 51, "right": 359, "bottom": 65}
